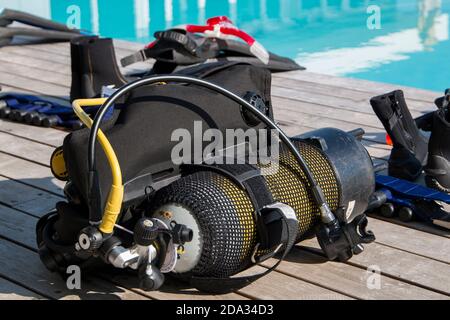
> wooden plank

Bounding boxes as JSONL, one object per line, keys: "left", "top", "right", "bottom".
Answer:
{"left": 237, "top": 265, "right": 351, "bottom": 300}
{"left": 107, "top": 273, "right": 248, "bottom": 300}
{"left": 109, "top": 263, "right": 348, "bottom": 300}
{"left": 0, "top": 120, "right": 67, "bottom": 148}
{"left": 27, "top": 40, "right": 141, "bottom": 58}
{"left": 0, "top": 60, "right": 71, "bottom": 88}
{"left": 0, "top": 50, "right": 70, "bottom": 75}
{"left": 272, "top": 85, "right": 431, "bottom": 118}
{"left": 368, "top": 217, "right": 450, "bottom": 262}
{"left": 2, "top": 45, "right": 71, "bottom": 65}
{"left": 0, "top": 238, "right": 150, "bottom": 300}
{"left": 261, "top": 248, "right": 447, "bottom": 300}
{"left": 273, "top": 94, "right": 386, "bottom": 130}
{"left": 0, "top": 205, "right": 41, "bottom": 248}
{"left": 301, "top": 238, "right": 450, "bottom": 295}
{"left": 0, "top": 153, "right": 64, "bottom": 195}
{"left": 113, "top": 39, "right": 145, "bottom": 52}
{"left": 2, "top": 41, "right": 143, "bottom": 75}
{"left": 369, "top": 214, "right": 450, "bottom": 239}
{"left": 0, "top": 71, "right": 68, "bottom": 97}
{"left": 0, "top": 277, "right": 45, "bottom": 300}
{"left": 272, "top": 77, "right": 435, "bottom": 112}
{"left": 275, "top": 71, "right": 440, "bottom": 102}
{"left": 0, "top": 132, "right": 56, "bottom": 166}
{"left": 0, "top": 175, "right": 61, "bottom": 216}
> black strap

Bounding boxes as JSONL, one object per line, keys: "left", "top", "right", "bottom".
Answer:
{"left": 190, "top": 205, "right": 298, "bottom": 294}
{"left": 183, "top": 162, "right": 272, "bottom": 213}
{"left": 155, "top": 30, "right": 198, "bottom": 53}
{"left": 120, "top": 50, "right": 148, "bottom": 67}
{"left": 121, "top": 30, "right": 200, "bottom": 67}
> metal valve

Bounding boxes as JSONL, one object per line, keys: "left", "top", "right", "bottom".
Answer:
{"left": 76, "top": 226, "right": 103, "bottom": 251}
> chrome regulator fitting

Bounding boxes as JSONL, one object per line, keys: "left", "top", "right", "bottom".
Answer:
{"left": 90, "top": 217, "right": 193, "bottom": 291}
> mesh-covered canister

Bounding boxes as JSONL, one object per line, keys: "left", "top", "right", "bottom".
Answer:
{"left": 148, "top": 140, "right": 341, "bottom": 278}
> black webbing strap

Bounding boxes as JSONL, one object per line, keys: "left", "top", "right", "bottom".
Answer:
{"left": 154, "top": 30, "right": 198, "bottom": 53}
{"left": 190, "top": 205, "right": 298, "bottom": 294}
{"left": 187, "top": 163, "right": 299, "bottom": 294}
{"left": 120, "top": 30, "right": 199, "bottom": 67}
{"left": 120, "top": 50, "right": 148, "bottom": 68}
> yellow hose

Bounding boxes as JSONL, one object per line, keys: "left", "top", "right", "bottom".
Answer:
{"left": 72, "top": 98, "right": 123, "bottom": 234}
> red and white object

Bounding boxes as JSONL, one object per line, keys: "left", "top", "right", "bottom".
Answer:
{"left": 185, "top": 16, "right": 270, "bottom": 65}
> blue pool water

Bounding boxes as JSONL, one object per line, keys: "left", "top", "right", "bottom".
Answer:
{"left": 2, "top": 0, "right": 450, "bottom": 92}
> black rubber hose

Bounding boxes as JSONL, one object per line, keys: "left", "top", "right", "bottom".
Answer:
{"left": 87, "top": 75, "right": 334, "bottom": 225}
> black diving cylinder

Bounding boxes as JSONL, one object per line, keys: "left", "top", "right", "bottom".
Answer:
{"left": 146, "top": 128, "right": 375, "bottom": 279}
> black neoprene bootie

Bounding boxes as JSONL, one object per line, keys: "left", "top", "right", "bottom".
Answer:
{"left": 70, "top": 36, "right": 126, "bottom": 102}
{"left": 425, "top": 94, "right": 450, "bottom": 192}
{"left": 371, "top": 90, "right": 428, "bottom": 181}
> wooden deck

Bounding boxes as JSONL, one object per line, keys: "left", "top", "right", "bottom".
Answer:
{"left": 0, "top": 40, "right": 449, "bottom": 300}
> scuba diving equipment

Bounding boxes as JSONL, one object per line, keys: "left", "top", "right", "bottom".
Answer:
{"left": 425, "top": 91, "right": 450, "bottom": 193}
{"left": 415, "top": 111, "right": 435, "bottom": 132}
{"left": 0, "top": 9, "right": 87, "bottom": 47}
{"left": 70, "top": 36, "right": 127, "bottom": 102}
{"left": 0, "top": 93, "right": 102, "bottom": 129}
{"left": 292, "top": 128, "right": 376, "bottom": 261}
{"left": 372, "top": 174, "right": 450, "bottom": 229}
{"left": 185, "top": 16, "right": 270, "bottom": 64}
{"left": 38, "top": 64, "right": 375, "bottom": 293}
{"left": 121, "top": 21, "right": 303, "bottom": 74}
{"left": 385, "top": 111, "right": 434, "bottom": 146}
{"left": 70, "top": 26, "right": 302, "bottom": 101}
{"left": 371, "top": 90, "right": 428, "bottom": 181}
{"left": 434, "top": 88, "right": 450, "bottom": 111}
{"left": 401, "top": 88, "right": 450, "bottom": 135}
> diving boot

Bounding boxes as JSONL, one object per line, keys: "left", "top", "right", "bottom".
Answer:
{"left": 70, "top": 36, "right": 127, "bottom": 102}
{"left": 370, "top": 90, "right": 428, "bottom": 181}
{"left": 425, "top": 106, "right": 450, "bottom": 193}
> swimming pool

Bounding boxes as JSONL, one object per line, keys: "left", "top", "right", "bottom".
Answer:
{"left": 1, "top": 0, "right": 449, "bottom": 92}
